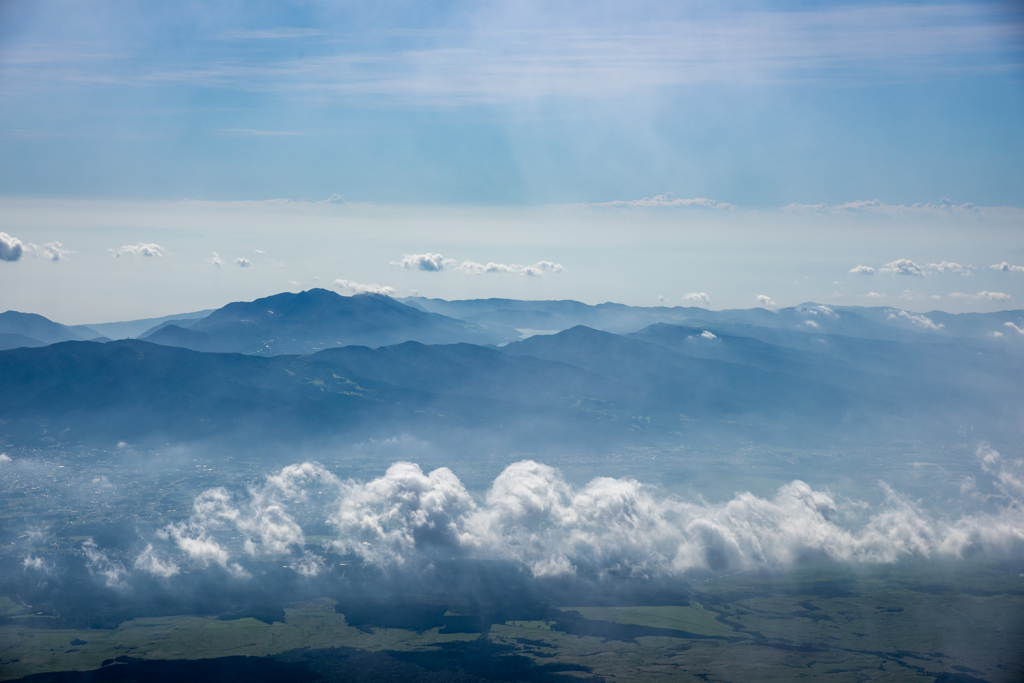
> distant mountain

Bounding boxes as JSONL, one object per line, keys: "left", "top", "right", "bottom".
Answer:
{"left": 79, "top": 309, "right": 215, "bottom": 340}
{"left": 0, "top": 310, "right": 87, "bottom": 345}
{"left": 0, "top": 332, "right": 47, "bottom": 351}
{"left": 142, "top": 289, "right": 519, "bottom": 354}
{"left": 1, "top": 320, "right": 1020, "bottom": 451}
{"left": 403, "top": 297, "right": 1022, "bottom": 341}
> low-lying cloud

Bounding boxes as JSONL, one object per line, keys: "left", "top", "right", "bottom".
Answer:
{"left": 334, "top": 279, "right": 397, "bottom": 296}
{"left": 111, "top": 456, "right": 1024, "bottom": 583}
{"left": 682, "top": 292, "right": 711, "bottom": 306}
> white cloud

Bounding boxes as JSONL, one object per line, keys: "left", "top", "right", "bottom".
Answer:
{"left": 133, "top": 544, "right": 180, "bottom": 578}
{"left": 682, "top": 292, "right": 711, "bottom": 306}
{"left": 886, "top": 309, "right": 943, "bottom": 330}
{"left": 588, "top": 195, "right": 734, "bottom": 209}
{"left": 22, "top": 555, "right": 54, "bottom": 575}
{"left": 460, "top": 260, "right": 565, "bottom": 276}
{"left": 927, "top": 261, "right": 967, "bottom": 274}
{"left": 849, "top": 265, "right": 874, "bottom": 275}
{"left": 865, "top": 292, "right": 887, "bottom": 299}
{"left": 1004, "top": 322, "right": 1024, "bottom": 335}
{"left": 137, "top": 456, "right": 1024, "bottom": 581}
{"left": 0, "top": 453, "right": 10, "bottom": 464}
{"left": 880, "top": 259, "right": 925, "bottom": 277}
{"left": 700, "top": 330, "right": 717, "bottom": 339}
{"left": 25, "top": 241, "right": 72, "bottom": 261}
{"left": 782, "top": 198, "right": 1021, "bottom": 219}
{"left": 236, "top": 257, "right": 252, "bottom": 268}
{"left": 755, "top": 294, "right": 778, "bottom": 310}
{"left": 208, "top": 252, "right": 225, "bottom": 267}
{"left": 82, "top": 539, "right": 129, "bottom": 588}
{"left": 0, "top": 232, "right": 25, "bottom": 262}
{"left": 334, "top": 279, "right": 397, "bottom": 296}
{"left": 804, "top": 320, "right": 819, "bottom": 328}
{"left": 990, "top": 262, "right": 1024, "bottom": 273}
{"left": 950, "top": 291, "right": 1013, "bottom": 302}
{"left": 112, "top": 243, "right": 164, "bottom": 258}
{"left": 390, "top": 253, "right": 456, "bottom": 271}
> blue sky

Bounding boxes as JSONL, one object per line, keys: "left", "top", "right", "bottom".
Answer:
{"left": 1, "top": 0, "right": 1023, "bottom": 321}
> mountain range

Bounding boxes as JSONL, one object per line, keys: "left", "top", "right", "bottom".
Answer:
{"left": 1, "top": 298, "right": 1021, "bottom": 452}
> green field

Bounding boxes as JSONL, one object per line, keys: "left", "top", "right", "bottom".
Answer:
{"left": 559, "top": 603, "right": 740, "bottom": 638}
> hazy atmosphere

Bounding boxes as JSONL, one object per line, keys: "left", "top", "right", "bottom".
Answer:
{"left": 2, "top": 2, "right": 1023, "bottom": 682}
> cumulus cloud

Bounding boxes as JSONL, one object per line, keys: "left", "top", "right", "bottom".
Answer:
{"left": 755, "top": 294, "right": 778, "bottom": 310}
{"left": 208, "top": 252, "right": 225, "bottom": 267}
{"left": 108, "top": 457, "right": 1024, "bottom": 582}
{"left": 391, "top": 253, "right": 456, "bottom": 271}
{"left": 83, "top": 539, "right": 129, "bottom": 588}
{"left": 804, "top": 320, "right": 819, "bottom": 328}
{"left": 25, "top": 241, "right": 72, "bottom": 261}
{"left": 1004, "top": 322, "right": 1024, "bottom": 335}
{"left": 887, "top": 309, "right": 944, "bottom": 330}
{"left": 587, "top": 195, "right": 734, "bottom": 209}
{"left": 849, "top": 265, "right": 874, "bottom": 275}
{"left": 880, "top": 259, "right": 925, "bottom": 277}
{"left": 111, "top": 243, "right": 164, "bottom": 258}
{"left": 927, "top": 261, "right": 968, "bottom": 274}
{"left": 0, "top": 453, "right": 10, "bottom": 464}
{"left": 236, "top": 257, "right": 252, "bottom": 268}
{"left": 0, "top": 232, "right": 25, "bottom": 262}
{"left": 22, "top": 555, "right": 52, "bottom": 573}
{"left": 333, "top": 279, "right": 397, "bottom": 296}
{"left": 133, "top": 544, "right": 180, "bottom": 578}
{"left": 990, "top": 262, "right": 1024, "bottom": 273}
{"left": 700, "top": 330, "right": 717, "bottom": 339}
{"left": 682, "top": 292, "right": 711, "bottom": 306}
{"left": 460, "top": 260, "right": 565, "bottom": 276}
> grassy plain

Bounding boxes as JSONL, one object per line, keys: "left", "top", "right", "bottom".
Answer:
{"left": 2, "top": 566, "right": 1022, "bottom": 682}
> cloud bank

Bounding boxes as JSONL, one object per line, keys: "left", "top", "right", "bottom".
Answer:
{"left": 113, "top": 456, "right": 1024, "bottom": 583}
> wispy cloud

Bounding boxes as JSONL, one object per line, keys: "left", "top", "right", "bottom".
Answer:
{"left": 585, "top": 195, "right": 733, "bottom": 209}
{"left": 460, "top": 260, "right": 565, "bottom": 276}
{"left": 8, "top": 5, "right": 1018, "bottom": 104}
{"left": 756, "top": 294, "right": 778, "bottom": 310}
{"left": 949, "top": 291, "right": 1012, "bottom": 302}
{"left": 849, "top": 264, "right": 875, "bottom": 275}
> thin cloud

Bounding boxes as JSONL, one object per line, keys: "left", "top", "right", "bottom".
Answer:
{"left": 207, "top": 252, "right": 225, "bottom": 267}
{"left": 26, "top": 241, "right": 73, "bottom": 261}
{"left": 927, "top": 261, "right": 969, "bottom": 274}
{"left": 783, "top": 198, "right": 1023, "bottom": 219}
{"left": 950, "top": 291, "right": 1012, "bottom": 302}
{"left": 461, "top": 260, "right": 565, "bottom": 276}
{"left": 887, "top": 309, "right": 943, "bottom": 330}
{"left": 756, "top": 294, "right": 778, "bottom": 310}
{"left": 849, "top": 265, "right": 875, "bottom": 275}
{"left": 586, "top": 195, "right": 734, "bottom": 209}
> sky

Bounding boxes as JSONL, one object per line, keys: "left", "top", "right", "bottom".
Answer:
{"left": 0, "top": 0, "right": 1022, "bottom": 323}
